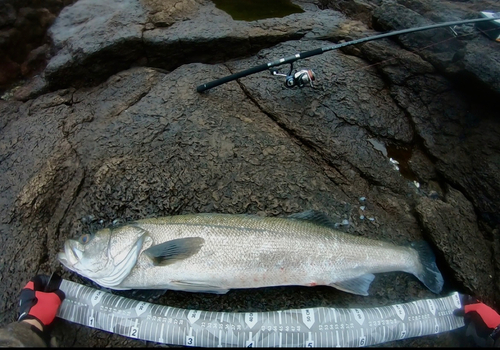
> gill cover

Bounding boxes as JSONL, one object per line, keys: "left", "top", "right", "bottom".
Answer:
{"left": 58, "top": 224, "right": 149, "bottom": 289}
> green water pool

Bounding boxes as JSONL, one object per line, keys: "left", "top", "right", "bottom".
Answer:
{"left": 212, "top": 0, "right": 305, "bottom": 21}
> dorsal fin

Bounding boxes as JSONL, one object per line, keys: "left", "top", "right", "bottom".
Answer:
{"left": 287, "top": 210, "right": 339, "bottom": 229}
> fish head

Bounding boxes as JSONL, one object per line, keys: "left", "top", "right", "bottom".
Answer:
{"left": 58, "top": 224, "right": 147, "bottom": 289}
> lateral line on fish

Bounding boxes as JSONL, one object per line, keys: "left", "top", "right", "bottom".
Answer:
{"left": 139, "top": 222, "right": 270, "bottom": 233}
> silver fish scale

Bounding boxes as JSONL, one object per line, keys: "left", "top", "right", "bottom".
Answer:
{"left": 116, "top": 214, "right": 417, "bottom": 291}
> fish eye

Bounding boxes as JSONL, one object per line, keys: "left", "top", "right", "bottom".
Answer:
{"left": 79, "top": 233, "right": 92, "bottom": 244}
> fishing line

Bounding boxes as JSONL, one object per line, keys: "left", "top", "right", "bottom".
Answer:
{"left": 196, "top": 16, "right": 500, "bottom": 92}
{"left": 331, "top": 24, "right": 500, "bottom": 82}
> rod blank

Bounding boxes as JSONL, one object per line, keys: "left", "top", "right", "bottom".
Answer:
{"left": 196, "top": 16, "right": 499, "bottom": 93}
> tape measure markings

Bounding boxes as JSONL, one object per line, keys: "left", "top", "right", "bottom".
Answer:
{"left": 57, "top": 280, "right": 465, "bottom": 347}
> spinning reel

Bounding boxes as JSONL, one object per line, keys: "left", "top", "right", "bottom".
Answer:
{"left": 270, "top": 63, "right": 316, "bottom": 89}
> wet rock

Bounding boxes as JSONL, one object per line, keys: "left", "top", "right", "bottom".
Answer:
{"left": 355, "top": 38, "right": 436, "bottom": 85}
{"left": 372, "top": 2, "right": 465, "bottom": 69}
{"left": 408, "top": 148, "right": 437, "bottom": 183}
{"left": 45, "top": 0, "right": 147, "bottom": 89}
{"left": 144, "top": 5, "right": 346, "bottom": 70}
{"left": 0, "top": 0, "right": 76, "bottom": 92}
{"left": 371, "top": 0, "right": 500, "bottom": 94}
{"left": 416, "top": 187, "right": 495, "bottom": 306}
{"left": 0, "top": 97, "right": 22, "bottom": 129}
{"left": 387, "top": 72, "right": 500, "bottom": 226}
{"left": 10, "top": 75, "right": 49, "bottom": 101}
{"left": 20, "top": 43, "right": 49, "bottom": 76}
{"left": 141, "top": 0, "right": 202, "bottom": 27}
{"left": 0, "top": 3, "right": 16, "bottom": 28}
{"left": 0, "top": 55, "right": 20, "bottom": 87}
{"left": 227, "top": 39, "right": 413, "bottom": 196}
{"left": 323, "top": 0, "right": 377, "bottom": 24}
{"left": 44, "top": 0, "right": 346, "bottom": 92}
{"left": 329, "top": 1, "right": 500, "bottom": 227}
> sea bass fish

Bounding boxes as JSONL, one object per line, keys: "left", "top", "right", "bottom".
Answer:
{"left": 57, "top": 211, "right": 444, "bottom": 296}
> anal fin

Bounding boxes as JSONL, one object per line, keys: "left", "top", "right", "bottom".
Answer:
{"left": 329, "top": 274, "right": 375, "bottom": 296}
{"left": 170, "top": 280, "right": 229, "bottom": 294}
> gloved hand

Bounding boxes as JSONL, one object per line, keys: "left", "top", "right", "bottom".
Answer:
{"left": 454, "top": 294, "right": 500, "bottom": 347}
{"left": 18, "top": 274, "right": 65, "bottom": 330}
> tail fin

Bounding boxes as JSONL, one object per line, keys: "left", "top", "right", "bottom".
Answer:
{"left": 409, "top": 241, "right": 444, "bottom": 294}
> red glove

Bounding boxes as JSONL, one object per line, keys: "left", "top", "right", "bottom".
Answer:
{"left": 18, "top": 274, "right": 65, "bottom": 329}
{"left": 454, "top": 295, "right": 500, "bottom": 347}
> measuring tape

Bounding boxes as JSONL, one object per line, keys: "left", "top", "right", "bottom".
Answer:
{"left": 57, "top": 279, "right": 464, "bottom": 347}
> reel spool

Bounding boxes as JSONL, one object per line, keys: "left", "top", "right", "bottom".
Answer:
{"left": 271, "top": 63, "right": 316, "bottom": 89}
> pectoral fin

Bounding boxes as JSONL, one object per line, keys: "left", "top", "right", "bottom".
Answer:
{"left": 169, "top": 280, "right": 229, "bottom": 294}
{"left": 330, "top": 274, "right": 375, "bottom": 296}
{"left": 144, "top": 237, "right": 205, "bottom": 266}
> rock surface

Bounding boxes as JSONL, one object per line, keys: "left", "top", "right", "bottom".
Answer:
{"left": 0, "top": 0, "right": 77, "bottom": 91}
{"left": 0, "top": 0, "right": 499, "bottom": 347}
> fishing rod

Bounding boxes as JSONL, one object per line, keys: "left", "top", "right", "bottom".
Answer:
{"left": 196, "top": 15, "right": 500, "bottom": 93}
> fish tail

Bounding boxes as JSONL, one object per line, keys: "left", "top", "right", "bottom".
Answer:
{"left": 408, "top": 241, "right": 444, "bottom": 294}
